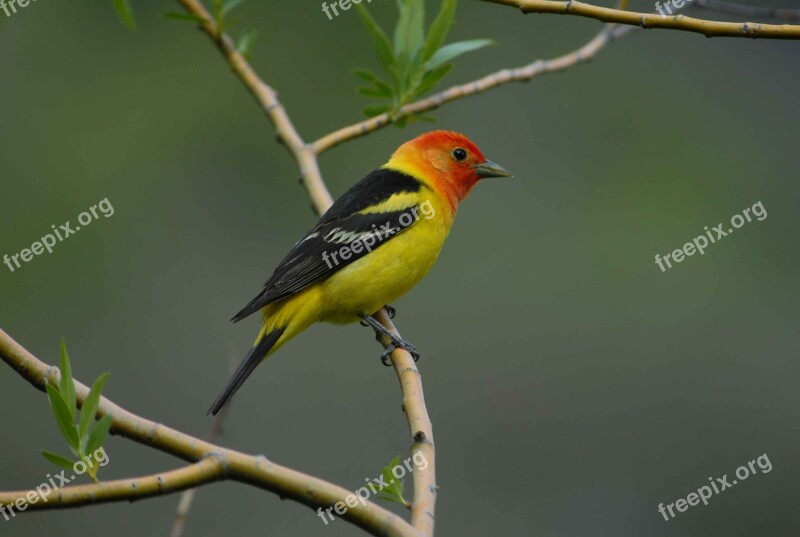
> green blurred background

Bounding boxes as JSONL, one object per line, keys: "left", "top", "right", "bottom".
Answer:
{"left": 1, "top": 1, "right": 798, "bottom": 536}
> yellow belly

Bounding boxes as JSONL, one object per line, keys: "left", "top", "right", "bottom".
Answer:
{"left": 259, "top": 188, "right": 454, "bottom": 353}
{"left": 317, "top": 213, "right": 449, "bottom": 323}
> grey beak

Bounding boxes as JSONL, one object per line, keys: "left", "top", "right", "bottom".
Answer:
{"left": 473, "top": 160, "right": 513, "bottom": 179}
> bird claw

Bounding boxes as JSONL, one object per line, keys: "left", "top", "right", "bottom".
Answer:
{"left": 380, "top": 346, "right": 394, "bottom": 366}
{"left": 359, "top": 313, "right": 419, "bottom": 365}
{"left": 380, "top": 338, "right": 420, "bottom": 366}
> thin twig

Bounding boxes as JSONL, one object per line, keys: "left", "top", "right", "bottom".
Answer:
{"left": 176, "top": 0, "right": 331, "bottom": 211}
{"left": 482, "top": 0, "right": 800, "bottom": 39}
{"left": 313, "top": 24, "right": 635, "bottom": 154}
{"left": 0, "top": 459, "right": 226, "bottom": 510}
{"left": 169, "top": 403, "right": 230, "bottom": 537}
{"left": 373, "top": 309, "right": 437, "bottom": 536}
{"left": 187, "top": 1, "right": 436, "bottom": 534}
{"left": 0, "top": 329, "right": 418, "bottom": 537}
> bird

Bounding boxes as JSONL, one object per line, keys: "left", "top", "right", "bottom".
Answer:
{"left": 208, "top": 130, "right": 511, "bottom": 415}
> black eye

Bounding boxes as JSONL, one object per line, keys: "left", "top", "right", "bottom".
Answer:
{"left": 452, "top": 148, "right": 468, "bottom": 161}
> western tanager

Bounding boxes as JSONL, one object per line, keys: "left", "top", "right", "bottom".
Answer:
{"left": 209, "top": 130, "right": 511, "bottom": 415}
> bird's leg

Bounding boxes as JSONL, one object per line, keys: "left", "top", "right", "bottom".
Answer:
{"left": 360, "top": 305, "right": 396, "bottom": 325}
{"left": 358, "top": 314, "right": 420, "bottom": 366}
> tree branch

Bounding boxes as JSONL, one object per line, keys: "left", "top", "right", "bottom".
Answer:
{"left": 313, "top": 23, "right": 635, "bottom": 155}
{"left": 0, "top": 458, "right": 225, "bottom": 510}
{"left": 373, "top": 309, "right": 437, "bottom": 536}
{"left": 0, "top": 329, "right": 418, "bottom": 537}
{"left": 0, "top": 1, "right": 443, "bottom": 534}
{"left": 170, "top": 400, "right": 231, "bottom": 537}
{"left": 2, "top": 1, "right": 677, "bottom": 534}
{"left": 171, "top": 1, "right": 447, "bottom": 534}
{"left": 176, "top": 0, "right": 331, "bottom": 211}
{"left": 483, "top": 0, "right": 800, "bottom": 39}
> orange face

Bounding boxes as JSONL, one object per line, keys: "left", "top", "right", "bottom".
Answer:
{"left": 390, "top": 130, "right": 511, "bottom": 208}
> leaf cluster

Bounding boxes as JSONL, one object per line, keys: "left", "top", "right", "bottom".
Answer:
{"left": 355, "top": 0, "right": 493, "bottom": 125}
{"left": 42, "top": 340, "right": 112, "bottom": 483}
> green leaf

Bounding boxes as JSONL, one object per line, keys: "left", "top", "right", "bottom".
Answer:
{"left": 363, "top": 104, "right": 393, "bottom": 118}
{"left": 353, "top": 68, "right": 383, "bottom": 84}
{"left": 393, "top": 0, "right": 425, "bottom": 62}
{"left": 414, "top": 63, "right": 453, "bottom": 97}
{"left": 59, "top": 339, "right": 76, "bottom": 421}
{"left": 358, "top": 86, "right": 392, "bottom": 99}
{"left": 221, "top": 0, "right": 247, "bottom": 17}
{"left": 112, "top": 0, "right": 136, "bottom": 30}
{"left": 372, "top": 78, "right": 394, "bottom": 96}
{"left": 46, "top": 382, "right": 79, "bottom": 451}
{"left": 86, "top": 415, "right": 113, "bottom": 455}
{"left": 375, "top": 456, "right": 408, "bottom": 506}
{"left": 78, "top": 372, "right": 110, "bottom": 444}
{"left": 41, "top": 450, "right": 75, "bottom": 472}
{"left": 423, "top": 0, "right": 457, "bottom": 61}
{"left": 355, "top": 5, "right": 396, "bottom": 76}
{"left": 404, "top": 47, "right": 428, "bottom": 98}
{"left": 356, "top": 72, "right": 394, "bottom": 98}
{"left": 425, "top": 39, "right": 494, "bottom": 71}
{"left": 212, "top": 0, "right": 224, "bottom": 28}
{"left": 237, "top": 29, "right": 257, "bottom": 58}
{"left": 163, "top": 11, "right": 208, "bottom": 24}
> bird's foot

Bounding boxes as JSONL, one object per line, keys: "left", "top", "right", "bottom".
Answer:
{"left": 380, "top": 337, "right": 420, "bottom": 366}
{"left": 359, "top": 313, "right": 420, "bottom": 366}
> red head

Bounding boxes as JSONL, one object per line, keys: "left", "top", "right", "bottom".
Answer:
{"left": 386, "top": 130, "right": 512, "bottom": 210}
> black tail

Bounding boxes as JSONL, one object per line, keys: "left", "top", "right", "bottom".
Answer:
{"left": 207, "top": 328, "right": 285, "bottom": 416}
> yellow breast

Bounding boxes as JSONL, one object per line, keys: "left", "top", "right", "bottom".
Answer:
{"left": 317, "top": 185, "right": 453, "bottom": 323}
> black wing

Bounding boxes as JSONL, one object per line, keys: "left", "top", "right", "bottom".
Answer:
{"left": 231, "top": 168, "right": 423, "bottom": 322}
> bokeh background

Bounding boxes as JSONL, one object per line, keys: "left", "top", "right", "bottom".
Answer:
{"left": 1, "top": 1, "right": 798, "bottom": 536}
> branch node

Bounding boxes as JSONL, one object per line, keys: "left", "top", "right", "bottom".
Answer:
{"left": 206, "top": 451, "right": 230, "bottom": 474}
{"left": 44, "top": 364, "right": 59, "bottom": 386}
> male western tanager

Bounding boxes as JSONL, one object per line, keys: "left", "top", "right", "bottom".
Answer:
{"left": 208, "top": 130, "right": 511, "bottom": 415}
